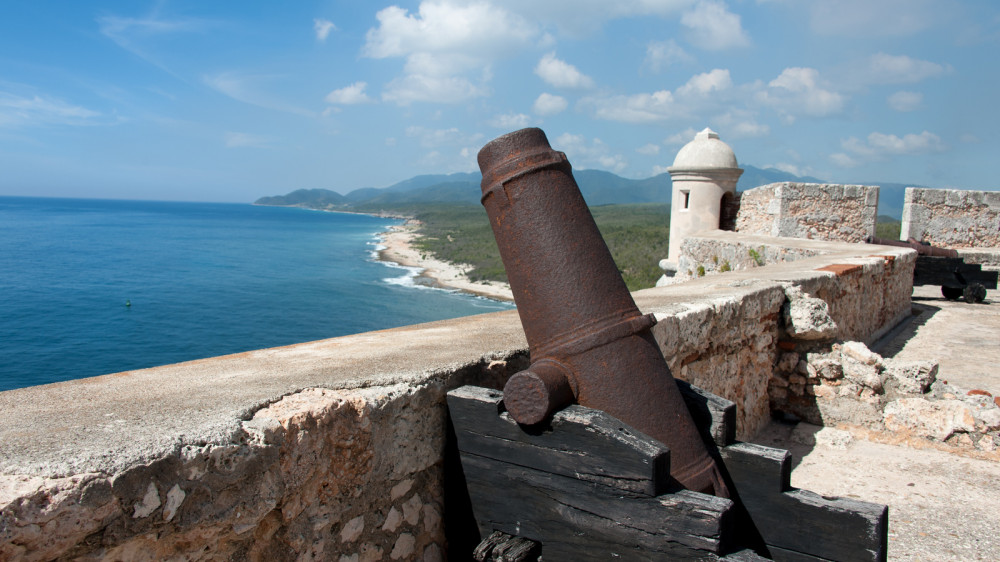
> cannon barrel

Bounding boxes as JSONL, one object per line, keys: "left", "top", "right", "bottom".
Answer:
{"left": 477, "top": 128, "right": 727, "bottom": 496}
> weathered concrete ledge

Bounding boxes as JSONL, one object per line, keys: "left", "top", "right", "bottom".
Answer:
{"left": 0, "top": 237, "right": 916, "bottom": 560}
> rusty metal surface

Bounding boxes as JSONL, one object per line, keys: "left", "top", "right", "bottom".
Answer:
{"left": 477, "top": 127, "right": 727, "bottom": 496}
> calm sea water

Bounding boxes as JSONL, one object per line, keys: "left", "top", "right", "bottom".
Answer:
{"left": 0, "top": 197, "right": 512, "bottom": 391}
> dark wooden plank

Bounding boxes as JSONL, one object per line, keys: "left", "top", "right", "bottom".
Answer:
{"left": 721, "top": 442, "right": 791, "bottom": 494}
{"left": 913, "top": 256, "right": 999, "bottom": 288}
{"left": 766, "top": 546, "right": 831, "bottom": 562}
{"left": 460, "top": 452, "right": 734, "bottom": 560}
{"left": 721, "top": 443, "right": 888, "bottom": 562}
{"left": 676, "top": 379, "right": 737, "bottom": 447}
{"left": 447, "top": 386, "right": 671, "bottom": 496}
{"left": 723, "top": 549, "right": 775, "bottom": 561}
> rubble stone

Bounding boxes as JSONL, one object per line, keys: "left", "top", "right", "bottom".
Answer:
{"left": 884, "top": 399, "right": 976, "bottom": 441}
{"left": 884, "top": 360, "right": 937, "bottom": 394}
{"left": 783, "top": 287, "right": 838, "bottom": 340}
{"left": 341, "top": 516, "right": 365, "bottom": 543}
{"left": 391, "top": 533, "right": 416, "bottom": 560}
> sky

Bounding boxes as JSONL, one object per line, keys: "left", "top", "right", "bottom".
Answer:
{"left": 1, "top": 0, "right": 999, "bottom": 203}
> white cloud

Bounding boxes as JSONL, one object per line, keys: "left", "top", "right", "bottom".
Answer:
{"left": 325, "top": 82, "right": 373, "bottom": 104}
{"left": 364, "top": 3, "right": 536, "bottom": 59}
{"left": 553, "top": 133, "right": 627, "bottom": 173}
{"left": 363, "top": 1, "right": 538, "bottom": 104}
{"left": 834, "top": 130, "right": 947, "bottom": 167}
{"left": 713, "top": 110, "right": 770, "bottom": 138}
{"left": 676, "top": 69, "right": 732, "bottom": 98}
{"left": 643, "top": 40, "right": 694, "bottom": 73}
{"left": 0, "top": 91, "right": 102, "bottom": 127}
{"left": 585, "top": 90, "right": 678, "bottom": 123}
{"left": 534, "top": 52, "right": 594, "bottom": 89}
{"left": 636, "top": 143, "right": 661, "bottom": 155}
{"left": 756, "top": 67, "right": 845, "bottom": 122}
{"left": 830, "top": 153, "right": 859, "bottom": 168}
{"left": 204, "top": 72, "right": 315, "bottom": 116}
{"left": 533, "top": 93, "right": 568, "bottom": 116}
{"left": 489, "top": 112, "right": 532, "bottom": 129}
{"left": 405, "top": 126, "right": 483, "bottom": 149}
{"left": 584, "top": 68, "right": 738, "bottom": 125}
{"left": 382, "top": 74, "right": 487, "bottom": 105}
{"left": 728, "top": 120, "right": 770, "bottom": 138}
{"left": 98, "top": 13, "right": 211, "bottom": 79}
{"left": 865, "top": 131, "right": 947, "bottom": 154}
{"left": 864, "top": 53, "right": 949, "bottom": 84}
{"left": 314, "top": 18, "right": 336, "bottom": 41}
{"left": 772, "top": 163, "right": 802, "bottom": 176}
{"left": 665, "top": 127, "right": 700, "bottom": 145}
{"left": 680, "top": 1, "right": 751, "bottom": 50}
{"left": 887, "top": 91, "right": 922, "bottom": 112}
{"left": 225, "top": 132, "right": 270, "bottom": 148}
{"left": 494, "top": 0, "right": 693, "bottom": 36}
{"left": 809, "top": 0, "right": 937, "bottom": 37}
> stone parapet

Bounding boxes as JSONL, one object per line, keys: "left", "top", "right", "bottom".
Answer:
{"left": 646, "top": 233, "right": 915, "bottom": 440}
{"left": 0, "top": 238, "right": 916, "bottom": 560}
{"left": 901, "top": 187, "right": 1000, "bottom": 249}
{"left": 735, "top": 182, "right": 880, "bottom": 243}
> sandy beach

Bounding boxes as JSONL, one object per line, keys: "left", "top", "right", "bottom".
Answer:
{"left": 376, "top": 219, "right": 514, "bottom": 302}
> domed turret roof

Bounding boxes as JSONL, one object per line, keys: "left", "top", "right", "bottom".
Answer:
{"left": 671, "top": 128, "right": 739, "bottom": 170}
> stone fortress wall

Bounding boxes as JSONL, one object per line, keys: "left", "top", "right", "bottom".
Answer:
{"left": 734, "top": 182, "right": 879, "bottom": 243}
{"left": 901, "top": 188, "right": 1000, "bottom": 268}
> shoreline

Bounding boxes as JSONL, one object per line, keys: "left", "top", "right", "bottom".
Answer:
{"left": 375, "top": 219, "right": 515, "bottom": 303}
{"left": 256, "top": 202, "right": 515, "bottom": 302}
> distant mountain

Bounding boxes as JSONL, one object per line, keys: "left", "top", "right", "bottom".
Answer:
{"left": 254, "top": 167, "right": 915, "bottom": 218}
{"left": 738, "top": 165, "right": 824, "bottom": 190}
{"left": 342, "top": 173, "right": 480, "bottom": 204}
{"left": 255, "top": 188, "right": 345, "bottom": 208}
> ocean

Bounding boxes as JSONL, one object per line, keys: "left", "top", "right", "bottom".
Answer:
{"left": 0, "top": 197, "right": 513, "bottom": 392}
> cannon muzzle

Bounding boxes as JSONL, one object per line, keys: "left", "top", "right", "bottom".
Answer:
{"left": 477, "top": 128, "right": 727, "bottom": 496}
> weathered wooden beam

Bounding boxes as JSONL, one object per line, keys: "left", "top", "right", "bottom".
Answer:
{"left": 462, "top": 453, "right": 733, "bottom": 560}
{"left": 447, "top": 385, "right": 671, "bottom": 496}
{"left": 721, "top": 442, "right": 889, "bottom": 562}
{"left": 676, "top": 379, "right": 737, "bottom": 447}
{"left": 473, "top": 531, "right": 541, "bottom": 562}
{"left": 448, "top": 385, "right": 889, "bottom": 561}
{"left": 448, "top": 386, "right": 735, "bottom": 559}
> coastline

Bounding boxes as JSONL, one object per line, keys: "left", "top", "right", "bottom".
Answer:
{"left": 375, "top": 219, "right": 515, "bottom": 303}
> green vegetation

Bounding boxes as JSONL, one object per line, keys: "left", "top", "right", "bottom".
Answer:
{"left": 360, "top": 202, "right": 672, "bottom": 291}
{"left": 748, "top": 247, "right": 765, "bottom": 267}
{"left": 591, "top": 204, "right": 671, "bottom": 291}
{"left": 875, "top": 218, "right": 902, "bottom": 240}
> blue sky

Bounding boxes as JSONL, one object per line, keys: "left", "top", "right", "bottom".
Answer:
{"left": 1, "top": 0, "right": 998, "bottom": 202}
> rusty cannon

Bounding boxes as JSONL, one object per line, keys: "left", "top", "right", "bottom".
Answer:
{"left": 869, "top": 236, "right": 997, "bottom": 303}
{"left": 476, "top": 127, "right": 726, "bottom": 496}
{"left": 444, "top": 127, "right": 890, "bottom": 560}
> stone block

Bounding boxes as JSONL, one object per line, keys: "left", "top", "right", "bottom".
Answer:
{"left": 884, "top": 360, "right": 937, "bottom": 394}
{"left": 883, "top": 398, "right": 976, "bottom": 441}
{"left": 783, "top": 287, "right": 837, "bottom": 340}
